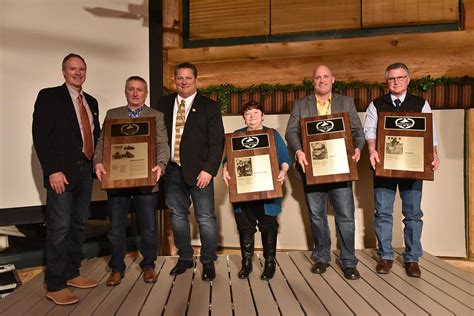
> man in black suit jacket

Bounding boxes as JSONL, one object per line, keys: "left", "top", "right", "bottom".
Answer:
{"left": 32, "top": 53, "right": 100, "bottom": 305}
{"left": 157, "top": 62, "right": 224, "bottom": 281}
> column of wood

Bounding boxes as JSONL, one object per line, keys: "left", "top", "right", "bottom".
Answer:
{"left": 468, "top": 108, "right": 474, "bottom": 259}
{"left": 465, "top": 1, "right": 474, "bottom": 260}
{"left": 158, "top": 0, "right": 180, "bottom": 256}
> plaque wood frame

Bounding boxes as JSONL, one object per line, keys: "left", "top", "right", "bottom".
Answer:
{"left": 101, "top": 117, "right": 157, "bottom": 189}
{"left": 225, "top": 129, "right": 283, "bottom": 203}
{"left": 300, "top": 112, "right": 358, "bottom": 185}
{"left": 375, "top": 112, "right": 434, "bottom": 180}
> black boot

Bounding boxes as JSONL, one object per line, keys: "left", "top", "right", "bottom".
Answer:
{"left": 260, "top": 230, "right": 277, "bottom": 280}
{"left": 238, "top": 234, "right": 254, "bottom": 279}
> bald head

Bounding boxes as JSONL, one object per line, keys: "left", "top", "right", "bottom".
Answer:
{"left": 312, "top": 65, "right": 335, "bottom": 98}
{"left": 314, "top": 65, "right": 333, "bottom": 77}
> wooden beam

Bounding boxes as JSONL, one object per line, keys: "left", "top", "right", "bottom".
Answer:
{"left": 464, "top": 0, "right": 474, "bottom": 29}
{"left": 163, "top": 0, "right": 181, "bottom": 49}
{"left": 164, "top": 30, "right": 474, "bottom": 88}
{"left": 167, "top": 30, "right": 474, "bottom": 64}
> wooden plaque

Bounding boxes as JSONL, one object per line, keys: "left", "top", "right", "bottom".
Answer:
{"left": 376, "top": 112, "right": 434, "bottom": 181}
{"left": 101, "top": 117, "right": 157, "bottom": 189}
{"left": 225, "top": 129, "right": 283, "bottom": 203}
{"left": 301, "top": 112, "right": 358, "bottom": 185}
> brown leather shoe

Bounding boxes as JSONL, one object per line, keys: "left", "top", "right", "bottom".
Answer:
{"left": 143, "top": 268, "right": 157, "bottom": 283}
{"left": 67, "top": 276, "right": 98, "bottom": 289}
{"left": 404, "top": 262, "right": 421, "bottom": 278}
{"left": 46, "top": 288, "right": 79, "bottom": 305}
{"left": 376, "top": 259, "right": 393, "bottom": 274}
{"left": 106, "top": 272, "right": 123, "bottom": 286}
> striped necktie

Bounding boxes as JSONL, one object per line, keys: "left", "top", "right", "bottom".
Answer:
{"left": 174, "top": 99, "right": 186, "bottom": 165}
{"left": 77, "top": 94, "right": 93, "bottom": 160}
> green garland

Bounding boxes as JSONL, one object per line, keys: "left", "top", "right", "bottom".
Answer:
{"left": 178, "top": 76, "right": 473, "bottom": 113}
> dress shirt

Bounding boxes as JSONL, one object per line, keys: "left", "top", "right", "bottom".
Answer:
{"left": 128, "top": 106, "right": 143, "bottom": 118}
{"left": 316, "top": 94, "right": 331, "bottom": 115}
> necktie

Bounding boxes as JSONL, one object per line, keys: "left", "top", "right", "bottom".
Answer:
{"left": 174, "top": 100, "right": 186, "bottom": 165}
{"left": 77, "top": 94, "right": 94, "bottom": 160}
{"left": 394, "top": 99, "right": 401, "bottom": 112}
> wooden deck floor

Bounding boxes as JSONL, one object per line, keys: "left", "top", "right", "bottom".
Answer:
{"left": 0, "top": 249, "right": 472, "bottom": 315}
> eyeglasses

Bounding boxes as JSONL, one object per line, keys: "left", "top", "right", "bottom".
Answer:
{"left": 387, "top": 75, "right": 408, "bottom": 83}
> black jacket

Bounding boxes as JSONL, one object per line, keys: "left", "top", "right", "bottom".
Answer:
{"left": 32, "top": 84, "right": 100, "bottom": 189}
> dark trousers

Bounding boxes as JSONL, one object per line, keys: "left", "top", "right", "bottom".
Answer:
{"left": 165, "top": 164, "right": 217, "bottom": 263}
{"left": 44, "top": 161, "right": 93, "bottom": 292}
{"left": 107, "top": 189, "right": 158, "bottom": 274}
{"left": 234, "top": 202, "right": 278, "bottom": 236}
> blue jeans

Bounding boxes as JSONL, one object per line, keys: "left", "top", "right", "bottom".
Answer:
{"left": 304, "top": 181, "right": 358, "bottom": 268}
{"left": 374, "top": 178, "right": 423, "bottom": 262}
{"left": 107, "top": 190, "right": 158, "bottom": 273}
{"left": 44, "top": 161, "right": 93, "bottom": 292}
{"left": 165, "top": 164, "right": 217, "bottom": 263}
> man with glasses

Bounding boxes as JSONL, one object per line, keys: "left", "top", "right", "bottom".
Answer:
{"left": 364, "top": 62, "right": 440, "bottom": 277}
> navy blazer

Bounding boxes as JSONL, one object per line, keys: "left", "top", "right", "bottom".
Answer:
{"left": 156, "top": 92, "right": 225, "bottom": 186}
{"left": 33, "top": 84, "right": 101, "bottom": 189}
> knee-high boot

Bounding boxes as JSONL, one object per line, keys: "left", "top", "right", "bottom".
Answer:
{"left": 260, "top": 230, "right": 277, "bottom": 280}
{"left": 238, "top": 234, "right": 254, "bottom": 279}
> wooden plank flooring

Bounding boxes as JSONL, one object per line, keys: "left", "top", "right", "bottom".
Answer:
{"left": 0, "top": 250, "right": 472, "bottom": 315}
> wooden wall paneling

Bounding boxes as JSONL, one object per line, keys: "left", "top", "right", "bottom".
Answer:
{"left": 271, "top": 0, "right": 361, "bottom": 34}
{"left": 362, "top": 0, "right": 459, "bottom": 28}
{"left": 167, "top": 30, "right": 474, "bottom": 66}
{"left": 189, "top": 0, "right": 270, "bottom": 39}
{"left": 164, "top": 39, "right": 474, "bottom": 89}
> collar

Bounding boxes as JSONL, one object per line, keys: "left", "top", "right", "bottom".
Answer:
{"left": 390, "top": 91, "right": 407, "bottom": 104}
{"left": 128, "top": 105, "right": 144, "bottom": 118}
{"left": 65, "top": 83, "right": 83, "bottom": 101}
{"left": 177, "top": 91, "right": 197, "bottom": 107}
{"left": 316, "top": 93, "right": 332, "bottom": 103}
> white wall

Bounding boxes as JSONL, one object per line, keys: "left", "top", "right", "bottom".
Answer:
{"left": 0, "top": 1, "right": 466, "bottom": 257}
{"left": 206, "top": 111, "right": 466, "bottom": 257}
{"left": 1, "top": 0, "right": 149, "bottom": 207}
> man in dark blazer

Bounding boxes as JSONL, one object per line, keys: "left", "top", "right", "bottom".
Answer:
{"left": 285, "top": 65, "right": 365, "bottom": 280}
{"left": 157, "top": 62, "right": 225, "bottom": 281}
{"left": 94, "top": 76, "right": 169, "bottom": 286}
{"left": 32, "top": 53, "right": 100, "bottom": 305}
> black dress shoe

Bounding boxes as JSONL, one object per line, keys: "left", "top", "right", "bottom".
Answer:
{"left": 170, "top": 260, "right": 193, "bottom": 276}
{"left": 343, "top": 267, "right": 360, "bottom": 280}
{"left": 202, "top": 262, "right": 216, "bottom": 281}
{"left": 260, "top": 258, "right": 276, "bottom": 280}
{"left": 311, "top": 262, "right": 329, "bottom": 274}
{"left": 404, "top": 262, "right": 421, "bottom": 278}
{"left": 238, "top": 257, "right": 253, "bottom": 279}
